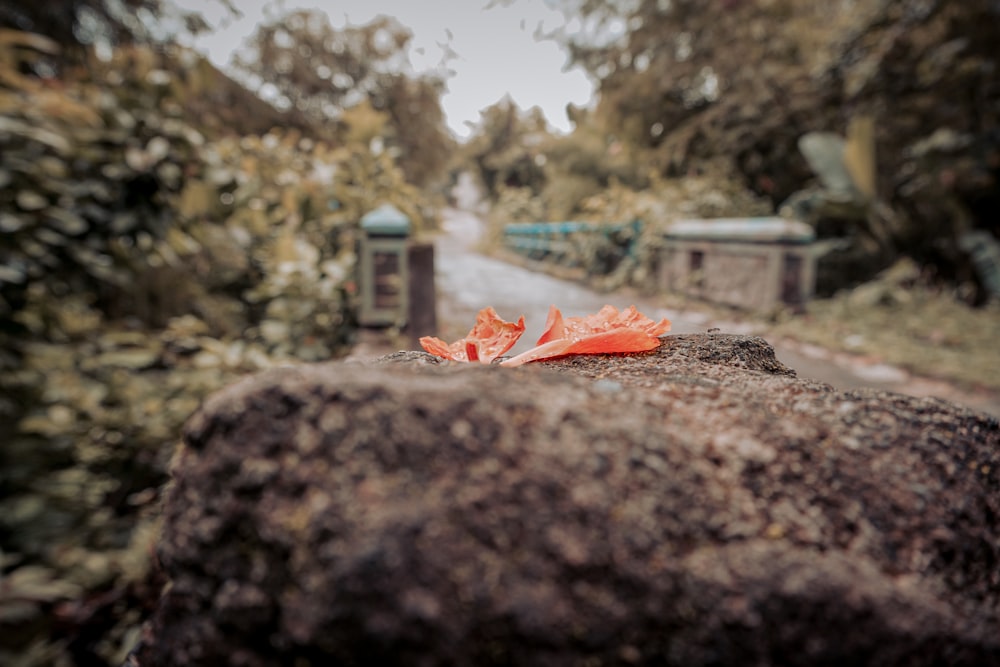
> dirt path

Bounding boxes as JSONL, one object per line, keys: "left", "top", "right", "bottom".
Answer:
{"left": 432, "top": 207, "right": 1000, "bottom": 418}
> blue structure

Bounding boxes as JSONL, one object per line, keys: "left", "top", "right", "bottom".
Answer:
{"left": 502, "top": 220, "right": 642, "bottom": 266}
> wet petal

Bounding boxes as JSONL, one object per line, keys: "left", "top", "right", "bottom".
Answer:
{"left": 419, "top": 307, "right": 526, "bottom": 363}
{"left": 500, "top": 329, "right": 661, "bottom": 367}
{"left": 535, "top": 304, "right": 566, "bottom": 345}
{"left": 501, "top": 304, "right": 670, "bottom": 367}
{"left": 419, "top": 336, "right": 457, "bottom": 360}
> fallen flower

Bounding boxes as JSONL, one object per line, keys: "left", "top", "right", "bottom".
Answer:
{"left": 419, "top": 306, "right": 526, "bottom": 363}
{"left": 499, "top": 304, "right": 671, "bottom": 367}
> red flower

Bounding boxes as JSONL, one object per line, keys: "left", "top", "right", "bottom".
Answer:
{"left": 500, "top": 304, "right": 671, "bottom": 367}
{"left": 420, "top": 307, "right": 526, "bottom": 363}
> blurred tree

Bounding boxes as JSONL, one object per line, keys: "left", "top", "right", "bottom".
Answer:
{"left": 381, "top": 73, "right": 453, "bottom": 188}
{"left": 0, "top": 6, "right": 313, "bottom": 141}
{"left": 232, "top": 9, "right": 454, "bottom": 188}
{"left": 0, "top": 0, "right": 158, "bottom": 49}
{"left": 540, "top": 0, "right": 841, "bottom": 186}
{"left": 460, "top": 96, "right": 550, "bottom": 201}
{"left": 0, "top": 0, "right": 234, "bottom": 58}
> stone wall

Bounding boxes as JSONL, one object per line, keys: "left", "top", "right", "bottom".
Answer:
{"left": 136, "top": 335, "right": 999, "bottom": 666}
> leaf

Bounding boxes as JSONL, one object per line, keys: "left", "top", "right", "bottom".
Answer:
{"left": 500, "top": 304, "right": 670, "bottom": 367}
{"left": 420, "top": 306, "right": 525, "bottom": 363}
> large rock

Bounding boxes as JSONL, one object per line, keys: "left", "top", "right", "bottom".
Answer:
{"left": 138, "top": 334, "right": 1000, "bottom": 666}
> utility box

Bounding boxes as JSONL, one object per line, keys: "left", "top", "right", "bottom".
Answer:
{"left": 359, "top": 204, "right": 411, "bottom": 327}
{"left": 658, "top": 217, "right": 816, "bottom": 311}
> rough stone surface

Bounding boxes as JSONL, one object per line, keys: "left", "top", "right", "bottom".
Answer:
{"left": 140, "top": 334, "right": 1000, "bottom": 666}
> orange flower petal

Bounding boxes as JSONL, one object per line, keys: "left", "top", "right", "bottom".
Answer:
{"left": 535, "top": 304, "right": 566, "bottom": 345}
{"left": 500, "top": 304, "right": 670, "bottom": 367}
{"left": 419, "top": 336, "right": 456, "bottom": 359}
{"left": 560, "top": 329, "right": 663, "bottom": 355}
{"left": 419, "top": 307, "right": 526, "bottom": 363}
{"left": 536, "top": 304, "right": 670, "bottom": 344}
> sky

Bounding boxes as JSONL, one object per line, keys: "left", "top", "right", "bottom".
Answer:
{"left": 171, "top": 0, "right": 596, "bottom": 139}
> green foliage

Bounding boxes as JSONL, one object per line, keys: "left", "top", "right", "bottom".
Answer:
{"left": 458, "top": 98, "right": 550, "bottom": 201}
{"left": 380, "top": 74, "right": 454, "bottom": 189}
{"left": 475, "top": 0, "right": 1000, "bottom": 297}
{"left": 0, "top": 0, "right": 234, "bottom": 61}
{"left": 0, "top": 27, "right": 444, "bottom": 666}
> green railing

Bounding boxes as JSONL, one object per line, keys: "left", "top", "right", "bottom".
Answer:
{"left": 502, "top": 220, "right": 643, "bottom": 265}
